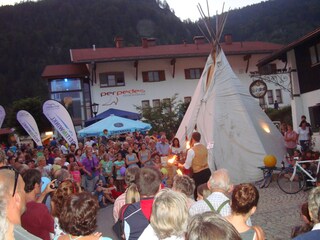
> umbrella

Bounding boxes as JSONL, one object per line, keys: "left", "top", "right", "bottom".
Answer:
{"left": 85, "top": 108, "right": 141, "bottom": 127}
{"left": 78, "top": 115, "right": 151, "bottom": 137}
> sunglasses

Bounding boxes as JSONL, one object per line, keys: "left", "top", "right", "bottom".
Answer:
{"left": 0, "top": 166, "right": 20, "bottom": 197}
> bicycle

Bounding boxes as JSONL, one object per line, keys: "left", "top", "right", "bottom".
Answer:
{"left": 257, "top": 166, "right": 281, "bottom": 188}
{"left": 277, "top": 159, "right": 320, "bottom": 194}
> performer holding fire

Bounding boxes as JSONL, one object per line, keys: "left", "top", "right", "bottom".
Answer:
{"left": 178, "top": 132, "right": 211, "bottom": 199}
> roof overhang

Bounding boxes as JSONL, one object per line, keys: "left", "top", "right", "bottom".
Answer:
{"left": 70, "top": 42, "right": 283, "bottom": 64}
{"left": 257, "top": 27, "right": 320, "bottom": 67}
{"left": 71, "top": 50, "right": 280, "bottom": 64}
{"left": 41, "top": 64, "right": 89, "bottom": 80}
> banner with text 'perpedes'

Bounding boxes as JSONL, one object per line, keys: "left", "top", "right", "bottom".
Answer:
{"left": 43, "top": 100, "right": 78, "bottom": 148}
{"left": 17, "top": 110, "right": 43, "bottom": 147}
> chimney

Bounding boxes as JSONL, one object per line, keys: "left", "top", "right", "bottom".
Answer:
{"left": 224, "top": 34, "right": 232, "bottom": 45}
{"left": 92, "top": 44, "right": 96, "bottom": 51}
{"left": 193, "top": 36, "right": 206, "bottom": 45}
{"left": 114, "top": 37, "right": 123, "bottom": 48}
{"left": 142, "top": 38, "right": 148, "bottom": 48}
{"left": 141, "top": 38, "right": 156, "bottom": 48}
{"left": 147, "top": 38, "right": 156, "bottom": 47}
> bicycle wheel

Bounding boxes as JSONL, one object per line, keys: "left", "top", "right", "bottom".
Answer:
{"left": 277, "top": 169, "right": 305, "bottom": 194}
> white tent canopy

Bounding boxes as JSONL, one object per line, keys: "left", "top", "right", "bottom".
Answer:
{"left": 176, "top": 49, "right": 286, "bottom": 184}
{"left": 78, "top": 115, "right": 151, "bottom": 137}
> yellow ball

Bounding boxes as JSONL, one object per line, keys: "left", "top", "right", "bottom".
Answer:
{"left": 263, "top": 155, "right": 277, "bottom": 167}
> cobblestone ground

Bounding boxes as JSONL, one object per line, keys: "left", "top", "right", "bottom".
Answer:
{"left": 252, "top": 180, "right": 308, "bottom": 240}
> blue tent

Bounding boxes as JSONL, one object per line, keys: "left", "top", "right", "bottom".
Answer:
{"left": 78, "top": 115, "right": 151, "bottom": 137}
{"left": 85, "top": 108, "right": 141, "bottom": 127}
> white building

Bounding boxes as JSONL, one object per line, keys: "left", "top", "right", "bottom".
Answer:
{"left": 258, "top": 27, "right": 320, "bottom": 150}
{"left": 42, "top": 36, "right": 290, "bottom": 129}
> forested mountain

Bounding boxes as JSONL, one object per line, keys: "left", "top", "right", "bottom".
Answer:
{"left": 0, "top": 0, "right": 319, "bottom": 108}
{"left": 223, "top": 0, "right": 320, "bottom": 43}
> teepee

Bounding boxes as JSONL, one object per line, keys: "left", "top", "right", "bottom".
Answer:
{"left": 176, "top": 3, "right": 286, "bottom": 184}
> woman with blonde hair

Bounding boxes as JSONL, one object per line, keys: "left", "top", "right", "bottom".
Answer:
{"left": 125, "top": 183, "right": 140, "bottom": 204}
{"left": 139, "top": 188, "right": 189, "bottom": 240}
{"left": 226, "top": 183, "right": 265, "bottom": 240}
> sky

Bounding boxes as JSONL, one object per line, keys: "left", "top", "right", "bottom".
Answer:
{"left": 1, "top": 0, "right": 265, "bottom": 21}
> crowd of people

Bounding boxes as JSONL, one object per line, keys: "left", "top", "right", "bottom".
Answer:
{"left": 0, "top": 129, "right": 319, "bottom": 240}
{"left": 282, "top": 115, "right": 319, "bottom": 179}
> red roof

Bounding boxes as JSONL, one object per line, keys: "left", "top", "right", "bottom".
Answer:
{"left": 257, "top": 27, "right": 320, "bottom": 67}
{"left": 70, "top": 41, "right": 283, "bottom": 63}
{"left": 0, "top": 128, "right": 13, "bottom": 135}
{"left": 41, "top": 64, "right": 89, "bottom": 79}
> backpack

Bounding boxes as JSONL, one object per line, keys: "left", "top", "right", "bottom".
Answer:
{"left": 203, "top": 198, "right": 230, "bottom": 214}
{"left": 112, "top": 204, "right": 130, "bottom": 240}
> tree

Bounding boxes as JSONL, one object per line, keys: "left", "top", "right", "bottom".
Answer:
{"left": 136, "top": 94, "right": 189, "bottom": 139}
{"left": 6, "top": 97, "right": 52, "bottom": 136}
{"left": 265, "top": 105, "right": 292, "bottom": 125}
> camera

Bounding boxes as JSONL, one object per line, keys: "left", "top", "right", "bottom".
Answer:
{"left": 50, "top": 180, "right": 60, "bottom": 189}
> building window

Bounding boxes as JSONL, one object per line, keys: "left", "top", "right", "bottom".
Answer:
{"left": 99, "top": 72, "right": 125, "bottom": 87}
{"left": 153, "top": 99, "right": 161, "bottom": 108}
{"left": 267, "top": 90, "right": 274, "bottom": 104}
{"left": 184, "top": 97, "right": 191, "bottom": 104}
{"left": 142, "top": 71, "right": 165, "bottom": 82}
{"left": 275, "top": 89, "right": 283, "bottom": 103}
{"left": 258, "top": 64, "right": 277, "bottom": 75}
{"left": 184, "top": 68, "right": 203, "bottom": 79}
{"left": 163, "top": 98, "right": 171, "bottom": 112}
{"left": 49, "top": 78, "right": 84, "bottom": 126}
{"left": 142, "top": 100, "right": 150, "bottom": 109}
{"left": 50, "top": 78, "right": 81, "bottom": 92}
{"left": 309, "top": 43, "right": 320, "bottom": 65}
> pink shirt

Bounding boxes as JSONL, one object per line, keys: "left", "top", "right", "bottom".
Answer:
{"left": 284, "top": 130, "right": 298, "bottom": 148}
{"left": 70, "top": 170, "right": 81, "bottom": 183}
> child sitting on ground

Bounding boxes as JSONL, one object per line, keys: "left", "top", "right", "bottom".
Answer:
{"left": 106, "top": 177, "right": 122, "bottom": 199}
{"left": 94, "top": 179, "right": 116, "bottom": 208}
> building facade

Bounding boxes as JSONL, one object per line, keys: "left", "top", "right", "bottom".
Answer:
{"left": 258, "top": 28, "right": 320, "bottom": 150}
{"left": 42, "top": 36, "right": 290, "bottom": 129}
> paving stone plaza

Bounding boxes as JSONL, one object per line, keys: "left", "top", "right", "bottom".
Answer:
{"left": 97, "top": 180, "right": 309, "bottom": 240}
{"left": 252, "top": 181, "right": 308, "bottom": 240}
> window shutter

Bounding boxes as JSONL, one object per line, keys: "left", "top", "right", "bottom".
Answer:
{"left": 142, "top": 72, "right": 149, "bottom": 82}
{"left": 184, "top": 69, "right": 191, "bottom": 79}
{"left": 159, "top": 70, "right": 165, "bottom": 81}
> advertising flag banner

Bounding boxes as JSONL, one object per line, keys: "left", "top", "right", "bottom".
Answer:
{"left": 43, "top": 100, "right": 78, "bottom": 148}
{"left": 0, "top": 105, "right": 5, "bottom": 128}
{"left": 17, "top": 110, "right": 43, "bottom": 147}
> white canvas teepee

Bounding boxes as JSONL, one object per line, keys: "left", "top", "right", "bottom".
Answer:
{"left": 176, "top": 5, "right": 286, "bottom": 184}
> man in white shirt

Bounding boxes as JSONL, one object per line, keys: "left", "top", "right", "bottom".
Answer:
{"left": 178, "top": 132, "right": 211, "bottom": 199}
{"left": 59, "top": 139, "right": 69, "bottom": 155}
{"left": 189, "top": 168, "right": 232, "bottom": 216}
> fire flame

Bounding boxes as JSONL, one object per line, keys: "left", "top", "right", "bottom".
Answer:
{"left": 186, "top": 141, "right": 190, "bottom": 149}
{"left": 168, "top": 155, "right": 176, "bottom": 164}
{"left": 176, "top": 169, "right": 183, "bottom": 175}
